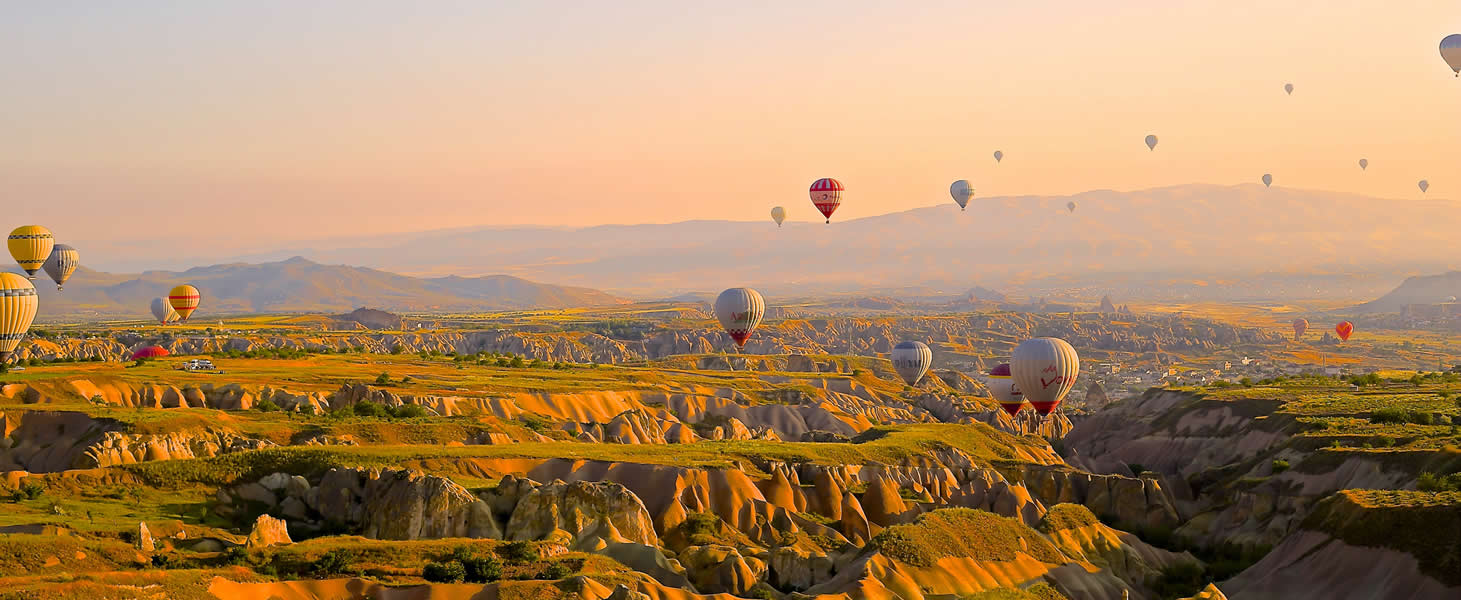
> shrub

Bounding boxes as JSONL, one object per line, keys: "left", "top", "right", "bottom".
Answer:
{"left": 352, "top": 401, "right": 388, "bottom": 418}
{"left": 422, "top": 560, "right": 466, "bottom": 583}
{"left": 255, "top": 399, "right": 281, "bottom": 413}
{"left": 1370, "top": 408, "right": 1433, "bottom": 425}
{"left": 539, "top": 562, "right": 572, "bottom": 580}
{"left": 19, "top": 482, "right": 44, "bottom": 500}
{"left": 1417, "top": 471, "right": 1461, "bottom": 492}
{"left": 400, "top": 375, "right": 414, "bottom": 384}
{"left": 1240, "top": 377, "right": 1253, "bottom": 387}
{"left": 461, "top": 555, "right": 501, "bottom": 583}
{"left": 499, "top": 541, "right": 536, "bottom": 564}
{"left": 311, "top": 549, "right": 352, "bottom": 577}
{"left": 375, "top": 372, "right": 391, "bottom": 385}
{"left": 1271, "top": 459, "right": 1290, "bottom": 474}
{"left": 391, "top": 404, "right": 428, "bottom": 419}
{"left": 509, "top": 356, "right": 525, "bottom": 368}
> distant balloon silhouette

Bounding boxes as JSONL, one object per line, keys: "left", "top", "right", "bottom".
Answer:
{"left": 993, "top": 150, "right": 1003, "bottom": 163}
{"left": 1419, "top": 180, "right": 1429, "bottom": 193}
{"left": 1292, "top": 318, "right": 1308, "bottom": 341}
{"left": 1441, "top": 34, "right": 1461, "bottom": 76}
{"left": 770, "top": 206, "right": 786, "bottom": 227}
{"left": 1262, "top": 174, "right": 1273, "bottom": 188}
{"left": 1066, "top": 201, "right": 1077, "bottom": 213}
{"left": 1358, "top": 158, "right": 1368, "bottom": 171}
{"left": 1284, "top": 83, "right": 1294, "bottom": 95}
{"left": 1144, "top": 135, "right": 1158, "bottom": 151}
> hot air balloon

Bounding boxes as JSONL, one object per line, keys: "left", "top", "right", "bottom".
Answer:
{"left": 1419, "top": 180, "right": 1429, "bottom": 193}
{"left": 0, "top": 273, "right": 38, "bottom": 366}
{"left": 1358, "top": 158, "right": 1368, "bottom": 171}
{"left": 169, "top": 285, "right": 201, "bottom": 322}
{"left": 42, "top": 244, "right": 79, "bottom": 291}
{"left": 771, "top": 206, "right": 786, "bottom": 227}
{"left": 1445, "top": 296, "right": 1458, "bottom": 303}
{"left": 1335, "top": 321, "right": 1354, "bottom": 342}
{"left": 1144, "top": 135, "right": 1158, "bottom": 151}
{"left": 950, "top": 180, "right": 974, "bottom": 211}
{"left": 7, "top": 226, "right": 54, "bottom": 280}
{"left": 1284, "top": 83, "right": 1294, "bottom": 95}
{"left": 890, "top": 341, "right": 932, "bottom": 386}
{"left": 1292, "top": 318, "right": 1309, "bottom": 340}
{"left": 714, "top": 287, "right": 765, "bottom": 348}
{"left": 809, "top": 178, "right": 843, "bottom": 224}
{"left": 1066, "top": 201, "right": 1077, "bottom": 213}
{"left": 151, "top": 297, "right": 179, "bottom": 324}
{"left": 1011, "top": 337, "right": 1079, "bottom": 417}
{"left": 993, "top": 150, "right": 1004, "bottom": 163}
{"left": 988, "top": 363, "right": 1025, "bottom": 417}
{"left": 1262, "top": 174, "right": 1273, "bottom": 188}
{"left": 1441, "top": 34, "right": 1461, "bottom": 76}
{"left": 130, "top": 346, "right": 170, "bottom": 360}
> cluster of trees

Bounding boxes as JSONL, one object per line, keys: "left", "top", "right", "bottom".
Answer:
{"left": 421, "top": 543, "right": 570, "bottom": 584}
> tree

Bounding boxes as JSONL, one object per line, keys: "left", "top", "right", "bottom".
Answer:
{"left": 375, "top": 372, "right": 391, "bottom": 385}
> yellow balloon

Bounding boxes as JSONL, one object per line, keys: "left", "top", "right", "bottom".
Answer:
{"left": 0, "top": 273, "right": 39, "bottom": 364}
{"left": 7, "top": 226, "right": 55, "bottom": 279}
{"left": 168, "top": 284, "right": 201, "bottom": 321}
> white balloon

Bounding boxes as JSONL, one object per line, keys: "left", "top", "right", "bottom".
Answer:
{"left": 890, "top": 341, "right": 933, "bottom": 386}
{"left": 714, "top": 288, "right": 765, "bottom": 348}
{"left": 771, "top": 206, "right": 786, "bottom": 227}
{"left": 949, "top": 180, "right": 974, "bottom": 211}
{"left": 1011, "top": 337, "right": 1079, "bottom": 416}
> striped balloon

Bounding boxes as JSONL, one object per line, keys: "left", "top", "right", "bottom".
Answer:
{"left": 168, "top": 284, "right": 201, "bottom": 321}
{"left": 0, "top": 273, "right": 38, "bottom": 365}
{"left": 714, "top": 287, "right": 765, "bottom": 348}
{"left": 809, "top": 178, "right": 843, "bottom": 223}
{"left": 42, "top": 244, "right": 80, "bottom": 291}
{"left": 7, "top": 226, "right": 54, "bottom": 280}
{"left": 987, "top": 363, "right": 1025, "bottom": 417}
{"left": 891, "top": 341, "right": 933, "bottom": 385}
{"left": 1012, "top": 337, "right": 1080, "bottom": 417}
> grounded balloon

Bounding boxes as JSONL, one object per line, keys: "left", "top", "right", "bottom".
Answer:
{"left": 1441, "top": 34, "right": 1461, "bottom": 76}
{"left": 0, "top": 273, "right": 38, "bottom": 365}
{"left": 993, "top": 150, "right": 1003, "bottom": 163}
{"left": 42, "top": 244, "right": 79, "bottom": 291}
{"left": 1067, "top": 201, "right": 1077, "bottom": 213}
{"left": 1262, "top": 174, "right": 1273, "bottom": 188}
{"left": 1284, "top": 83, "right": 1294, "bottom": 95}
{"left": 1419, "top": 180, "right": 1429, "bottom": 193}
{"left": 1012, "top": 337, "right": 1079, "bottom": 417}
{"left": 1335, "top": 321, "right": 1354, "bottom": 342}
{"left": 988, "top": 363, "right": 1025, "bottom": 417}
{"left": 1145, "top": 135, "right": 1158, "bottom": 151}
{"left": 1446, "top": 296, "right": 1458, "bottom": 303}
{"left": 714, "top": 287, "right": 765, "bottom": 348}
{"left": 1292, "top": 318, "right": 1308, "bottom": 340}
{"left": 7, "top": 226, "right": 55, "bottom": 280}
{"left": 130, "top": 346, "right": 170, "bottom": 360}
{"left": 169, "top": 285, "right": 201, "bottom": 321}
{"left": 809, "top": 178, "right": 843, "bottom": 224}
{"left": 1358, "top": 158, "right": 1368, "bottom": 170}
{"left": 151, "top": 297, "right": 179, "bottom": 324}
{"left": 890, "top": 341, "right": 933, "bottom": 386}
{"left": 950, "top": 180, "right": 974, "bottom": 211}
{"left": 771, "top": 206, "right": 786, "bottom": 227}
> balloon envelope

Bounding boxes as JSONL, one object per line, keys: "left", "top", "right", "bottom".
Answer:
{"left": 1012, "top": 338, "right": 1079, "bottom": 417}
{"left": 1144, "top": 135, "right": 1158, "bottom": 150}
{"left": 949, "top": 180, "right": 974, "bottom": 210}
{"left": 169, "top": 285, "right": 201, "bottom": 321}
{"left": 714, "top": 288, "right": 765, "bottom": 348}
{"left": 771, "top": 206, "right": 786, "bottom": 227}
{"left": 890, "top": 341, "right": 933, "bottom": 386}
{"left": 1442, "top": 34, "right": 1461, "bottom": 75}
{"left": 1066, "top": 201, "right": 1077, "bottom": 213}
{"left": 988, "top": 363, "right": 1025, "bottom": 417}
{"left": 1358, "top": 158, "right": 1368, "bottom": 170}
{"left": 1284, "top": 83, "right": 1294, "bottom": 95}
{"left": 1292, "top": 318, "right": 1308, "bottom": 340}
{"left": 130, "top": 346, "right": 170, "bottom": 360}
{"left": 1419, "top": 180, "right": 1429, "bottom": 193}
{"left": 151, "top": 297, "right": 180, "bottom": 324}
{"left": 42, "top": 244, "right": 79, "bottom": 291}
{"left": 0, "top": 273, "right": 38, "bottom": 364}
{"left": 993, "top": 150, "right": 1003, "bottom": 162}
{"left": 7, "top": 226, "right": 54, "bottom": 280}
{"left": 809, "top": 178, "right": 843, "bottom": 223}
{"left": 1335, "top": 321, "right": 1354, "bottom": 342}
{"left": 1262, "top": 174, "right": 1273, "bottom": 187}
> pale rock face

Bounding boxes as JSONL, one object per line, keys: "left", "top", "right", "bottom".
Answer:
{"left": 136, "top": 522, "right": 154, "bottom": 551}
{"left": 245, "top": 514, "right": 292, "bottom": 548}
{"left": 504, "top": 480, "right": 658, "bottom": 547}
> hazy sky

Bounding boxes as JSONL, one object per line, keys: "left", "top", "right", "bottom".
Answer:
{"left": 3, "top": 1, "right": 1457, "bottom": 248}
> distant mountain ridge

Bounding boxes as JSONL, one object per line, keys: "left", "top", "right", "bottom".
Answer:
{"left": 1353, "top": 271, "right": 1461, "bottom": 313}
{"left": 10, "top": 257, "right": 623, "bottom": 319}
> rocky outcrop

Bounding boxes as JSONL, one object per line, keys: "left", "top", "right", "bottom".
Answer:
{"left": 1010, "top": 465, "right": 1183, "bottom": 531}
{"left": 245, "top": 515, "right": 292, "bottom": 548}
{"left": 498, "top": 479, "right": 658, "bottom": 547}
{"left": 0, "top": 410, "right": 274, "bottom": 473}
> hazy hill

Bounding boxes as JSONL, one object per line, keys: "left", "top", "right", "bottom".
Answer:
{"left": 156, "top": 184, "right": 1450, "bottom": 299}
{"left": 1353, "top": 271, "right": 1461, "bottom": 313}
{"left": 10, "top": 257, "right": 623, "bottom": 319}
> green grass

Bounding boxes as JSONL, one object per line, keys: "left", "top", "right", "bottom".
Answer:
{"left": 1302, "top": 489, "right": 1461, "bottom": 586}
{"left": 868, "top": 508, "right": 1065, "bottom": 567}
{"left": 1036, "top": 504, "right": 1101, "bottom": 533}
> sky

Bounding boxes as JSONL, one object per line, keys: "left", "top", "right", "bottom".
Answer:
{"left": 2, "top": 1, "right": 1458, "bottom": 256}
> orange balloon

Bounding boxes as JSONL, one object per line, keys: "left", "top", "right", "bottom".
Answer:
{"left": 1335, "top": 321, "right": 1354, "bottom": 342}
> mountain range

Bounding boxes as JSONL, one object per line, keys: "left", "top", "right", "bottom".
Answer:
{"left": 9, "top": 257, "right": 623, "bottom": 319}
{"left": 1352, "top": 271, "right": 1461, "bottom": 313}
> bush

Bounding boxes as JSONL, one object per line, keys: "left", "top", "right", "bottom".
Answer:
{"left": 311, "top": 549, "right": 353, "bottom": 577}
{"left": 461, "top": 555, "right": 501, "bottom": 583}
{"left": 1370, "top": 408, "right": 1433, "bottom": 425}
{"left": 255, "top": 399, "right": 281, "bottom": 413}
{"left": 1271, "top": 459, "right": 1290, "bottom": 474}
{"left": 19, "top": 482, "right": 44, "bottom": 500}
{"left": 1240, "top": 377, "right": 1253, "bottom": 387}
{"left": 539, "top": 562, "right": 572, "bottom": 580}
{"left": 391, "top": 404, "right": 428, "bottom": 419}
{"left": 1417, "top": 471, "right": 1461, "bottom": 492}
{"left": 375, "top": 372, "right": 391, "bottom": 385}
{"left": 422, "top": 560, "right": 466, "bottom": 583}
{"left": 499, "top": 541, "right": 537, "bottom": 564}
{"left": 352, "top": 401, "right": 388, "bottom": 418}
{"left": 509, "top": 356, "right": 525, "bottom": 368}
